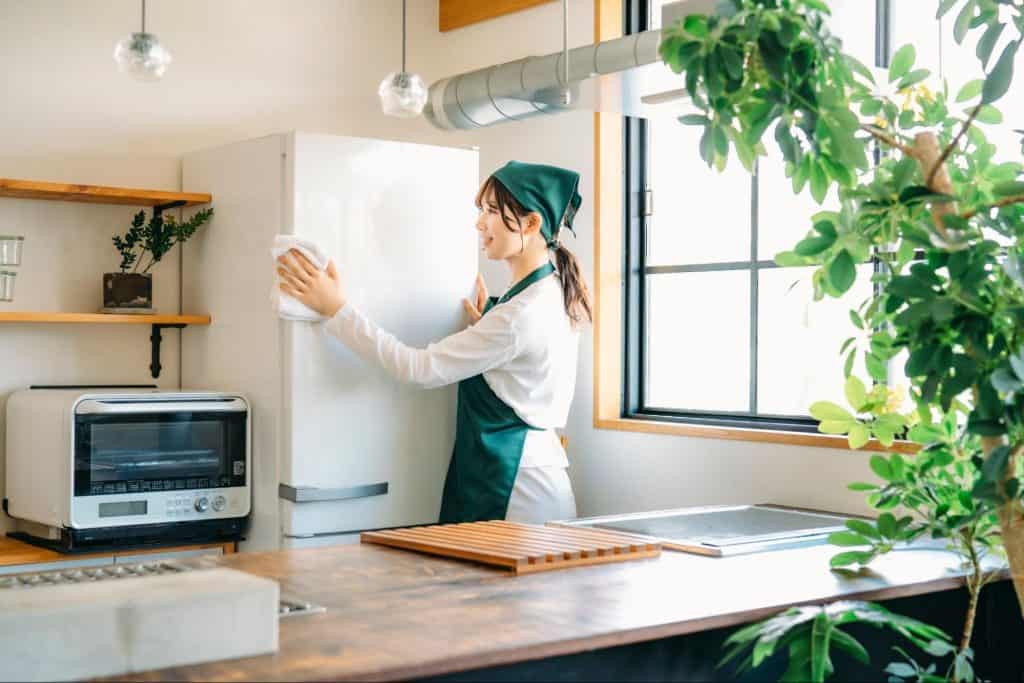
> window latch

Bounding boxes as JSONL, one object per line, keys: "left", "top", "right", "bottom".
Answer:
{"left": 643, "top": 189, "right": 653, "bottom": 217}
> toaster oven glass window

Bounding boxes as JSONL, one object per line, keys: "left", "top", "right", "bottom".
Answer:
{"left": 74, "top": 412, "right": 247, "bottom": 496}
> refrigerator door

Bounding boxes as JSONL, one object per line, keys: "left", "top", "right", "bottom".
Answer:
{"left": 281, "top": 134, "right": 479, "bottom": 539}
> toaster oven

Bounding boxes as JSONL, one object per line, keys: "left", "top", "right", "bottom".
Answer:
{"left": 4, "top": 388, "right": 250, "bottom": 549}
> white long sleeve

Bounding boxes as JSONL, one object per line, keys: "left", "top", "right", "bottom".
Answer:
{"left": 324, "top": 301, "right": 522, "bottom": 389}
{"left": 324, "top": 275, "right": 578, "bottom": 469}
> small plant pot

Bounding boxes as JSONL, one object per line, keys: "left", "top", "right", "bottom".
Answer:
{"left": 103, "top": 272, "right": 153, "bottom": 312}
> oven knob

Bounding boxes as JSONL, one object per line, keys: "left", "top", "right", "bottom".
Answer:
{"left": 212, "top": 495, "right": 227, "bottom": 512}
{"left": 194, "top": 497, "right": 209, "bottom": 513}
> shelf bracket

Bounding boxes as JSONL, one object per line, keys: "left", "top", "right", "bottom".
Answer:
{"left": 150, "top": 323, "right": 186, "bottom": 379}
{"left": 152, "top": 199, "right": 187, "bottom": 219}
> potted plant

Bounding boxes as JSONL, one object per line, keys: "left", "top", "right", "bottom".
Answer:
{"left": 105, "top": 207, "right": 213, "bottom": 312}
{"left": 660, "top": 0, "right": 1023, "bottom": 678}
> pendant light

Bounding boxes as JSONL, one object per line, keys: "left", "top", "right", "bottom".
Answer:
{"left": 378, "top": 0, "right": 427, "bottom": 118}
{"left": 557, "top": 0, "right": 571, "bottom": 106}
{"left": 113, "top": 0, "right": 172, "bottom": 82}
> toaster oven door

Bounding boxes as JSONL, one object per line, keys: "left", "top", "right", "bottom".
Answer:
{"left": 73, "top": 407, "right": 248, "bottom": 499}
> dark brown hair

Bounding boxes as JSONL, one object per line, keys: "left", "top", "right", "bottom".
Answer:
{"left": 476, "top": 176, "right": 593, "bottom": 327}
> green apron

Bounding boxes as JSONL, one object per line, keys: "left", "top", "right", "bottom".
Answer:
{"left": 438, "top": 262, "right": 556, "bottom": 523}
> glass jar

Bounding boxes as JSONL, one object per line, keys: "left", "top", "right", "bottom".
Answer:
{"left": 0, "top": 270, "right": 15, "bottom": 302}
{"left": 0, "top": 236, "right": 24, "bottom": 266}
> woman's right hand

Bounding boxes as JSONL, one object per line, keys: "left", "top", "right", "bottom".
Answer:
{"left": 462, "top": 274, "right": 488, "bottom": 325}
{"left": 278, "top": 251, "right": 347, "bottom": 318}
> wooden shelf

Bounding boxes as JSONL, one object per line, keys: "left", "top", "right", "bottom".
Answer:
{"left": 0, "top": 312, "right": 210, "bottom": 325}
{"left": 0, "top": 178, "right": 211, "bottom": 208}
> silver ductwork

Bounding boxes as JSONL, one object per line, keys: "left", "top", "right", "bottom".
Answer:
{"left": 423, "top": 0, "right": 716, "bottom": 131}
{"left": 424, "top": 29, "right": 664, "bottom": 130}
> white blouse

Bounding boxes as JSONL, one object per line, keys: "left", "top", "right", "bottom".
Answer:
{"left": 324, "top": 272, "right": 578, "bottom": 468}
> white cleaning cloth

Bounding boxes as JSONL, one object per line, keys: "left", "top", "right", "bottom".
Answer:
{"left": 271, "top": 235, "right": 330, "bottom": 322}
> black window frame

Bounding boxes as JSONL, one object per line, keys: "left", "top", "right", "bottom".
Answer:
{"left": 622, "top": 0, "right": 892, "bottom": 432}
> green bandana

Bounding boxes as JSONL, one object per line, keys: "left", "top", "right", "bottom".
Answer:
{"left": 491, "top": 161, "right": 582, "bottom": 249}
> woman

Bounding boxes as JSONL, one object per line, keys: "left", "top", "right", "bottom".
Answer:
{"left": 277, "top": 160, "right": 591, "bottom": 524}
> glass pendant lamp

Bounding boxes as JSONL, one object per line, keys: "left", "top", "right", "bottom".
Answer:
{"left": 378, "top": 0, "right": 427, "bottom": 118}
{"left": 113, "top": 0, "right": 172, "bottom": 82}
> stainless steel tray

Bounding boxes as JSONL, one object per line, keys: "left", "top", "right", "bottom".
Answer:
{"left": 549, "top": 504, "right": 853, "bottom": 557}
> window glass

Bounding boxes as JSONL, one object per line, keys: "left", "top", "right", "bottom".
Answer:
{"left": 648, "top": 120, "right": 752, "bottom": 266}
{"left": 646, "top": 271, "right": 751, "bottom": 411}
{"left": 757, "top": 265, "right": 874, "bottom": 416}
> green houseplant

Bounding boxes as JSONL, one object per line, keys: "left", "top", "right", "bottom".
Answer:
{"left": 659, "top": 0, "right": 1023, "bottom": 678}
{"left": 105, "top": 207, "right": 213, "bottom": 312}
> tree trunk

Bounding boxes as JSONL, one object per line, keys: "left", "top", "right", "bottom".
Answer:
{"left": 914, "top": 132, "right": 1024, "bottom": 617}
{"left": 983, "top": 436, "right": 1024, "bottom": 619}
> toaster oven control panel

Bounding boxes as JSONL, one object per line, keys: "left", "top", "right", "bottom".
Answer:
{"left": 164, "top": 493, "right": 240, "bottom": 518}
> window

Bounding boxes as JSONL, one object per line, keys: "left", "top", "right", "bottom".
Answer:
{"left": 624, "top": 0, "right": 879, "bottom": 431}
{"left": 613, "top": 0, "right": 1024, "bottom": 438}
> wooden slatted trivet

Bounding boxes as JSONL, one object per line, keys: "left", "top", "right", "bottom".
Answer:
{"left": 361, "top": 520, "right": 661, "bottom": 574}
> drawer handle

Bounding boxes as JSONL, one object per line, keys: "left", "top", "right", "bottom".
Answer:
{"left": 278, "top": 482, "right": 389, "bottom": 503}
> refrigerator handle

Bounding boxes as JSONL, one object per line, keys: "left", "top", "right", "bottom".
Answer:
{"left": 278, "top": 482, "right": 389, "bottom": 503}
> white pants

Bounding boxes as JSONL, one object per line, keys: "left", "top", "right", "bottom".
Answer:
{"left": 505, "top": 465, "right": 577, "bottom": 524}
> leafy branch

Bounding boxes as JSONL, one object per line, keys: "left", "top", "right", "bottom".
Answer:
{"left": 861, "top": 124, "right": 916, "bottom": 157}
{"left": 112, "top": 208, "right": 214, "bottom": 274}
{"left": 928, "top": 104, "right": 983, "bottom": 188}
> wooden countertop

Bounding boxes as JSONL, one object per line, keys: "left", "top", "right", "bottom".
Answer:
{"left": 0, "top": 537, "right": 235, "bottom": 568}
{"left": 121, "top": 540, "right": 1008, "bottom": 682}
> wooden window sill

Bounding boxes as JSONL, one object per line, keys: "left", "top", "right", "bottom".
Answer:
{"left": 593, "top": 416, "right": 919, "bottom": 454}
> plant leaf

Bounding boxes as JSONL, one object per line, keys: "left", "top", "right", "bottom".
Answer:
{"left": 877, "top": 512, "right": 897, "bottom": 538}
{"left": 810, "top": 613, "right": 831, "bottom": 683}
{"left": 848, "top": 423, "right": 870, "bottom": 449}
{"left": 897, "top": 69, "right": 931, "bottom": 90}
{"left": 819, "top": 420, "right": 854, "bottom": 435}
{"left": 991, "top": 368, "right": 1021, "bottom": 394}
{"left": 955, "top": 78, "right": 983, "bottom": 102}
{"left": 886, "top": 662, "right": 917, "bottom": 677}
{"left": 846, "top": 519, "right": 880, "bottom": 539}
{"left": 795, "top": 234, "right": 836, "bottom": 256}
{"left": 888, "top": 45, "right": 915, "bottom": 82}
{"left": 870, "top": 454, "right": 893, "bottom": 481}
{"left": 844, "top": 376, "right": 867, "bottom": 411}
{"left": 994, "top": 180, "right": 1024, "bottom": 198}
{"left": 828, "top": 250, "right": 857, "bottom": 293}
{"left": 953, "top": 0, "right": 977, "bottom": 45}
{"left": 976, "top": 104, "right": 1003, "bottom": 124}
{"left": 810, "top": 401, "right": 855, "bottom": 422}
{"left": 982, "top": 40, "right": 1018, "bottom": 105}
{"left": 936, "top": 0, "right": 958, "bottom": 18}
{"left": 830, "top": 630, "right": 869, "bottom": 665}
{"left": 678, "top": 114, "right": 711, "bottom": 126}
{"left": 829, "top": 531, "right": 870, "bottom": 547}
{"left": 976, "top": 21, "right": 1005, "bottom": 69}
{"left": 830, "top": 550, "right": 874, "bottom": 567}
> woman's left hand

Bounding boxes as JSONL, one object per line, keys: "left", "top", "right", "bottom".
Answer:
{"left": 277, "top": 249, "right": 347, "bottom": 318}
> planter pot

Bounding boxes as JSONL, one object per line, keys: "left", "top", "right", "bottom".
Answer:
{"left": 103, "top": 272, "right": 153, "bottom": 312}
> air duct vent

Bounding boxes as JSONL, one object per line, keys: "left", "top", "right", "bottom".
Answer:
{"left": 424, "top": 0, "right": 716, "bottom": 130}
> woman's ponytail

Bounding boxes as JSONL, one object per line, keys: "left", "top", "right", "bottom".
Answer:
{"left": 551, "top": 242, "right": 592, "bottom": 328}
{"left": 477, "top": 174, "right": 592, "bottom": 326}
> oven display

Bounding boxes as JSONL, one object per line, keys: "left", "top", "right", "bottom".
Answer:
{"left": 99, "top": 500, "right": 148, "bottom": 517}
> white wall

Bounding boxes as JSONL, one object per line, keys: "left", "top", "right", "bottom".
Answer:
{"left": 0, "top": 0, "right": 876, "bottom": 540}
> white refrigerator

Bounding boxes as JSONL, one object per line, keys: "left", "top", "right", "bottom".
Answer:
{"left": 182, "top": 133, "right": 479, "bottom": 550}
